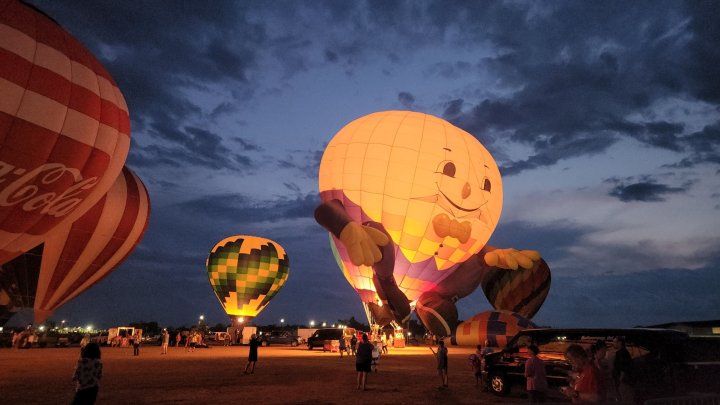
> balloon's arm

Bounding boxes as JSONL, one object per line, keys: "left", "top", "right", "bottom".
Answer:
{"left": 315, "top": 200, "right": 389, "bottom": 266}
{"left": 483, "top": 247, "right": 541, "bottom": 270}
{"left": 314, "top": 199, "right": 351, "bottom": 238}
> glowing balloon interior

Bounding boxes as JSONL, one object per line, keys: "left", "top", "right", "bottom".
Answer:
{"left": 206, "top": 236, "right": 289, "bottom": 319}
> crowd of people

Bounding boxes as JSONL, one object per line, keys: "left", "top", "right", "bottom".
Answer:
{"left": 522, "top": 336, "right": 635, "bottom": 403}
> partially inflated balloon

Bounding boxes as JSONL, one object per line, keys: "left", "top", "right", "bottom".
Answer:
{"left": 206, "top": 236, "right": 289, "bottom": 320}
{"left": 33, "top": 167, "right": 150, "bottom": 323}
{"left": 481, "top": 258, "right": 550, "bottom": 318}
{"left": 0, "top": 0, "right": 131, "bottom": 264}
{"left": 451, "top": 310, "right": 536, "bottom": 347}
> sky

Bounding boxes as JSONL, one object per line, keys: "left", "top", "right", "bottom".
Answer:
{"left": 12, "top": 0, "right": 720, "bottom": 330}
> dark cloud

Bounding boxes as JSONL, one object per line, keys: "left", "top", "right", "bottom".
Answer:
{"left": 428, "top": 1, "right": 720, "bottom": 174}
{"left": 606, "top": 176, "right": 690, "bottom": 202}
{"left": 534, "top": 266, "right": 720, "bottom": 327}
{"left": 685, "top": 0, "right": 720, "bottom": 103}
{"left": 127, "top": 127, "right": 255, "bottom": 171}
{"left": 398, "top": 91, "right": 415, "bottom": 108}
{"left": 425, "top": 61, "right": 474, "bottom": 80}
{"left": 672, "top": 121, "right": 720, "bottom": 167}
{"left": 170, "top": 193, "right": 319, "bottom": 224}
{"left": 276, "top": 149, "right": 324, "bottom": 179}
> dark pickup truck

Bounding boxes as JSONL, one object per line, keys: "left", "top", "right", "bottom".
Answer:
{"left": 259, "top": 331, "right": 300, "bottom": 347}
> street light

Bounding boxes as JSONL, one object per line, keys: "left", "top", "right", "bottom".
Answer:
{"left": 322, "top": 322, "right": 327, "bottom": 327}
{"left": 310, "top": 320, "right": 315, "bottom": 327}
{"left": 280, "top": 318, "right": 285, "bottom": 324}
{"left": 199, "top": 315, "right": 204, "bottom": 321}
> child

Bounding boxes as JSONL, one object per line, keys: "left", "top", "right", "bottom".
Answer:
{"left": 468, "top": 344, "right": 483, "bottom": 387}
{"left": 429, "top": 339, "right": 449, "bottom": 389}
{"left": 72, "top": 342, "right": 103, "bottom": 405}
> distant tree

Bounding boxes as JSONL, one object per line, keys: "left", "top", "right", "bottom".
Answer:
{"left": 338, "top": 316, "right": 369, "bottom": 331}
{"left": 211, "top": 323, "right": 227, "bottom": 332}
{"left": 129, "top": 321, "right": 160, "bottom": 335}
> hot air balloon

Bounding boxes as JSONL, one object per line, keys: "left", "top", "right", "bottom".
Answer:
{"left": 206, "top": 236, "right": 289, "bottom": 327}
{"left": 0, "top": 166, "right": 150, "bottom": 323}
{"left": 315, "top": 111, "right": 549, "bottom": 335}
{"left": 481, "top": 259, "right": 551, "bottom": 319}
{"left": 0, "top": 0, "right": 131, "bottom": 264}
{"left": 450, "top": 310, "right": 536, "bottom": 348}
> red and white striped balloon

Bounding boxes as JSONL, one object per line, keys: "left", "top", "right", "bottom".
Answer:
{"left": 0, "top": 0, "right": 130, "bottom": 264}
{"left": 33, "top": 166, "right": 149, "bottom": 323}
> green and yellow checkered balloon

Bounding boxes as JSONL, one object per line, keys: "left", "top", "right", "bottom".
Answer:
{"left": 206, "top": 236, "right": 289, "bottom": 318}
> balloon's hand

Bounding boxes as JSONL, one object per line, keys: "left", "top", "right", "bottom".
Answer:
{"left": 339, "top": 222, "right": 389, "bottom": 266}
{"left": 484, "top": 249, "right": 541, "bottom": 270}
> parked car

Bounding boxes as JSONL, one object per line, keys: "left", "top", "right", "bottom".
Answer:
{"left": 483, "top": 328, "right": 691, "bottom": 401}
{"left": 307, "top": 328, "right": 344, "bottom": 350}
{"left": 259, "top": 330, "right": 300, "bottom": 347}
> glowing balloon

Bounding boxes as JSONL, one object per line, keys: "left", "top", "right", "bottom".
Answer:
{"left": 0, "top": 1, "right": 131, "bottom": 264}
{"left": 481, "top": 258, "right": 551, "bottom": 319}
{"left": 318, "top": 110, "right": 503, "bottom": 303}
{"left": 451, "top": 310, "right": 536, "bottom": 347}
{"left": 206, "top": 236, "right": 289, "bottom": 322}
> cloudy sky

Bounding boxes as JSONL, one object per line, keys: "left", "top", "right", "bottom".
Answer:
{"left": 18, "top": 0, "right": 719, "bottom": 329}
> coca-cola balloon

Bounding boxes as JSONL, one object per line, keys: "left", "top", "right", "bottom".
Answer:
{"left": 0, "top": 0, "right": 131, "bottom": 264}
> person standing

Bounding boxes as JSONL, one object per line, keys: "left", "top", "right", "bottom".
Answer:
{"left": 355, "top": 333, "right": 374, "bottom": 390}
{"left": 429, "top": 339, "right": 449, "bottom": 389}
{"left": 562, "top": 344, "right": 601, "bottom": 403}
{"left": 71, "top": 342, "right": 103, "bottom": 405}
{"left": 612, "top": 337, "right": 634, "bottom": 403}
{"left": 524, "top": 345, "right": 548, "bottom": 403}
{"left": 339, "top": 334, "right": 347, "bottom": 358}
{"left": 175, "top": 331, "right": 182, "bottom": 348}
{"left": 161, "top": 329, "right": 170, "bottom": 355}
{"left": 132, "top": 331, "right": 141, "bottom": 356}
{"left": 244, "top": 334, "right": 260, "bottom": 374}
{"left": 469, "top": 345, "right": 483, "bottom": 387}
{"left": 350, "top": 334, "right": 358, "bottom": 356}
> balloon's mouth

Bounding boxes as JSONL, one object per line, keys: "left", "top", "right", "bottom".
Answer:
{"left": 438, "top": 189, "right": 481, "bottom": 212}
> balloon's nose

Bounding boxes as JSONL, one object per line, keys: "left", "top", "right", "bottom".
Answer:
{"left": 462, "top": 182, "right": 471, "bottom": 199}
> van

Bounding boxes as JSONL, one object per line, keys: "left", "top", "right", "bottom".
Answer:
{"left": 306, "top": 328, "right": 344, "bottom": 350}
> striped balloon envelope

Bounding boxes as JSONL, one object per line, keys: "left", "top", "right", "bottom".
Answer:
{"left": 451, "top": 310, "right": 536, "bottom": 348}
{"left": 31, "top": 167, "right": 149, "bottom": 323}
{"left": 0, "top": 0, "right": 130, "bottom": 264}
{"left": 480, "top": 258, "right": 551, "bottom": 319}
{"left": 206, "top": 236, "right": 289, "bottom": 322}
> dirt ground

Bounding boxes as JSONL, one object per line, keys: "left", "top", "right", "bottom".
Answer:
{"left": 0, "top": 344, "right": 559, "bottom": 404}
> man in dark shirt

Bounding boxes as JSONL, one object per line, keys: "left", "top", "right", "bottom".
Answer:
{"left": 356, "top": 333, "right": 374, "bottom": 390}
{"left": 612, "top": 337, "right": 634, "bottom": 403}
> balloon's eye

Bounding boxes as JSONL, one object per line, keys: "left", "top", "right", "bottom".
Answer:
{"left": 442, "top": 162, "right": 456, "bottom": 178}
{"left": 483, "top": 178, "right": 491, "bottom": 192}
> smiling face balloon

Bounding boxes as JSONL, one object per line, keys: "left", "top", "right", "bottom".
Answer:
{"left": 319, "top": 111, "right": 503, "bottom": 302}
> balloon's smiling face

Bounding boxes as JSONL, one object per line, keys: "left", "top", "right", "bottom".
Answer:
{"left": 319, "top": 111, "right": 503, "bottom": 270}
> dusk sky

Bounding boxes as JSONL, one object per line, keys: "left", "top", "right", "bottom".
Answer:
{"left": 14, "top": 0, "right": 719, "bottom": 330}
